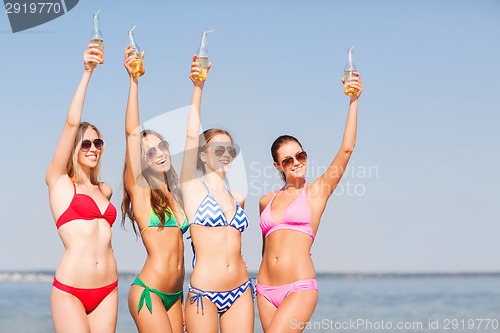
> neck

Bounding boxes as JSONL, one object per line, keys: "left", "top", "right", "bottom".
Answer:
{"left": 149, "top": 172, "right": 170, "bottom": 191}
{"left": 77, "top": 167, "right": 93, "bottom": 186}
{"left": 284, "top": 177, "right": 305, "bottom": 190}
{"left": 202, "top": 171, "right": 226, "bottom": 191}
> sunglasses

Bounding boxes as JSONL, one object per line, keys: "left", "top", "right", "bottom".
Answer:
{"left": 145, "top": 141, "right": 170, "bottom": 160}
{"left": 81, "top": 139, "right": 104, "bottom": 152}
{"left": 207, "top": 144, "right": 239, "bottom": 159}
{"left": 280, "top": 151, "right": 307, "bottom": 168}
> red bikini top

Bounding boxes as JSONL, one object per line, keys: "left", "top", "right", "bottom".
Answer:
{"left": 56, "top": 184, "right": 117, "bottom": 229}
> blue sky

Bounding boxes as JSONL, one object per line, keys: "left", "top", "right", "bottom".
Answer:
{"left": 1, "top": 0, "right": 499, "bottom": 273}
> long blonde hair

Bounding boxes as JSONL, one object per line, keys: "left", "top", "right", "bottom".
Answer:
{"left": 67, "top": 122, "right": 103, "bottom": 185}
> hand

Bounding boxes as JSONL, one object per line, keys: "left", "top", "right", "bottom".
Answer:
{"left": 189, "top": 54, "right": 212, "bottom": 86}
{"left": 124, "top": 44, "right": 145, "bottom": 78}
{"left": 341, "top": 71, "right": 363, "bottom": 99}
{"left": 83, "top": 43, "right": 103, "bottom": 71}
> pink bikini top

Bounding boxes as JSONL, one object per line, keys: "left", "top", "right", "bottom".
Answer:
{"left": 259, "top": 183, "right": 315, "bottom": 241}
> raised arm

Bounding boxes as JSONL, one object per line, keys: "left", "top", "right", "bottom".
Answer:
{"left": 312, "top": 71, "right": 363, "bottom": 200}
{"left": 123, "top": 45, "right": 146, "bottom": 198}
{"left": 45, "top": 43, "right": 103, "bottom": 187}
{"left": 180, "top": 55, "right": 211, "bottom": 187}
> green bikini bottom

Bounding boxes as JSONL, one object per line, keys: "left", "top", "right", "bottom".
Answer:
{"left": 132, "top": 275, "right": 183, "bottom": 314}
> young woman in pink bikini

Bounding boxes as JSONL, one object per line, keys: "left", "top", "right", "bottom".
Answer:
{"left": 46, "top": 43, "right": 118, "bottom": 332}
{"left": 256, "top": 72, "right": 363, "bottom": 332}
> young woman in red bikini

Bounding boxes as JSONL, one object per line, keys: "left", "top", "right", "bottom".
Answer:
{"left": 256, "top": 72, "right": 363, "bottom": 332}
{"left": 46, "top": 43, "right": 118, "bottom": 332}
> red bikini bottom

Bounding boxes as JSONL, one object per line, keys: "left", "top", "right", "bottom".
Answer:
{"left": 53, "top": 277, "right": 118, "bottom": 313}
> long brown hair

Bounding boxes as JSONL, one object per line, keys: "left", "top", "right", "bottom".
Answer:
{"left": 271, "top": 135, "right": 303, "bottom": 181}
{"left": 197, "top": 128, "right": 233, "bottom": 174}
{"left": 67, "top": 122, "right": 103, "bottom": 185}
{"left": 121, "top": 130, "right": 183, "bottom": 235}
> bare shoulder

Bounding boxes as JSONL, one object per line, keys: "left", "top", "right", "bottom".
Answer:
{"left": 48, "top": 175, "right": 73, "bottom": 203}
{"left": 47, "top": 173, "right": 71, "bottom": 192}
{"left": 99, "top": 182, "right": 113, "bottom": 200}
{"left": 47, "top": 175, "right": 76, "bottom": 218}
{"left": 308, "top": 178, "right": 328, "bottom": 198}
{"left": 181, "top": 178, "right": 208, "bottom": 213}
{"left": 306, "top": 181, "right": 317, "bottom": 194}
{"left": 231, "top": 191, "right": 246, "bottom": 206}
{"left": 180, "top": 177, "right": 204, "bottom": 193}
{"left": 259, "top": 192, "right": 274, "bottom": 209}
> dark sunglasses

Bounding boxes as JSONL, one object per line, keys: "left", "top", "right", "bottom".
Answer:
{"left": 280, "top": 151, "right": 307, "bottom": 168}
{"left": 145, "top": 141, "right": 170, "bottom": 160}
{"left": 81, "top": 139, "right": 104, "bottom": 152}
{"left": 208, "top": 144, "right": 239, "bottom": 159}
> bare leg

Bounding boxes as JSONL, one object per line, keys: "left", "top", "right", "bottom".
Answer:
{"left": 51, "top": 287, "right": 90, "bottom": 333}
{"left": 263, "top": 290, "right": 317, "bottom": 333}
{"left": 184, "top": 291, "right": 219, "bottom": 333}
{"left": 128, "top": 284, "right": 174, "bottom": 333}
{"left": 88, "top": 288, "right": 118, "bottom": 333}
{"left": 220, "top": 288, "right": 254, "bottom": 333}
{"left": 167, "top": 298, "right": 184, "bottom": 333}
{"left": 257, "top": 293, "right": 277, "bottom": 332}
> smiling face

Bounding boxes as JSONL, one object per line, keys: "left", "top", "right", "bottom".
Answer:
{"left": 142, "top": 134, "right": 171, "bottom": 174}
{"left": 274, "top": 140, "right": 307, "bottom": 181}
{"left": 77, "top": 128, "right": 102, "bottom": 170}
{"left": 200, "top": 133, "right": 235, "bottom": 174}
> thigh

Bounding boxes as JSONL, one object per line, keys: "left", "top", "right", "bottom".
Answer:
{"left": 220, "top": 288, "right": 254, "bottom": 333}
{"left": 257, "top": 294, "right": 277, "bottom": 332}
{"left": 88, "top": 288, "right": 118, "bottom": 333}
{"left": 167, "top": 297, "right": 184, "bottom": 333}
{"left": 51, "top": 287, "right": 90, "bottom": 333}
{"left": 184, "top": 291, "right": 219, "bottom": 333}
{"left": 128, "top": 284, "right": 174, "bottom": 333}
{"left": 266, "top": 290, "right": 318, "bottom": 333}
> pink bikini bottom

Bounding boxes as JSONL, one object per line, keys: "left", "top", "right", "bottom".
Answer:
{"left": 255, "top": 278, "right": 318, "bottom": 308}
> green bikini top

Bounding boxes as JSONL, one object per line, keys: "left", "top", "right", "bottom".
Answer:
{"left": 140, "top": 208, "right": 189, "bottom": 236}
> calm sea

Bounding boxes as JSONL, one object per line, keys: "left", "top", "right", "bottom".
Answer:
{"left": 1, "top": 272, "right": 499, "bottom": 333}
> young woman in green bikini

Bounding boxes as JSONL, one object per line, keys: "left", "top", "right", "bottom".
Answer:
{"left": 121, "top": 45, "right": 187, "bottom": 333}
